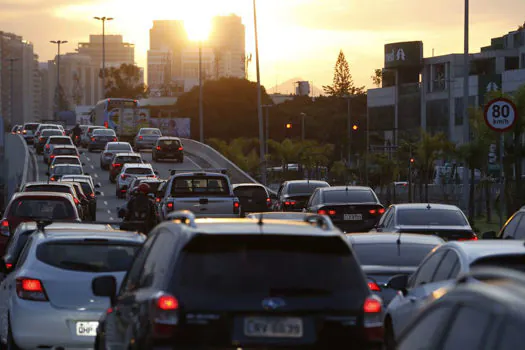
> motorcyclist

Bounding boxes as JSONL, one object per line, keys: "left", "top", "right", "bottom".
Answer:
{"left": 72, "top": 123, "right": 82, "bottom": 145}
{"left": 124, "top": 183, "right": 156, "bottom": 233}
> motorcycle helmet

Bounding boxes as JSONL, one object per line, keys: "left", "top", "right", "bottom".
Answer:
{"left": 138, "top": 183, "right": 151, "bottom": 194}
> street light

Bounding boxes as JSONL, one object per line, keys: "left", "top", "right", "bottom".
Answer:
{"left": 50, "top": 40, "right": 68, "bottom": 119}
{"left": 461, "top": 0, "right": 470, "bottom": 214}
{"left": 199, "top": 40, "right": 204, "bottom": 143}
{"left": 94, "top": 16, "right": 113, "bottom": 99}
{"left": 253, "top": 0, "right": 266, "bottom": 185}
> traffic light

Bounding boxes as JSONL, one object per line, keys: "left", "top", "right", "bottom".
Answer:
{"left": 352, "top": 124, "right": 358, "bottom": 131}
{"left": 410, "top": 157, "right": 415, "bottom": 163}
{"left": 286, "top": 123, "right": 292, "bottom": 129}
{"left": 285, "top": 122, "right": 293, "bottom": 138}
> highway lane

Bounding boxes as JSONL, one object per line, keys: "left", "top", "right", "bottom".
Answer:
{"left": 33, "top": 146, "right": 202, "bottom": 222}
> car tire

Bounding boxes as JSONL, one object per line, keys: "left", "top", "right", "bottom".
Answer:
{"left": 384, "top": 318, "right": 396, "bottom": 350}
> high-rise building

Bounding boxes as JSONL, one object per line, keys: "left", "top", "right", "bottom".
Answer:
{"left": 209, "top": 15, "right": 246, "bottom": 79}
{"left": 77, "top": 35, "right": 135, "bottom": 67}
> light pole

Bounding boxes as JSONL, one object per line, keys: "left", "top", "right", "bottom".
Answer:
{"left": 300, "top": 112, "right": 306, "bottom": 141}
{"left": 461, "top": 0, "right": 470, "bottom": 214}
{"left": 50, "top": 40, "right": 68, "bottom": 119}
{"left": 262, "top": 104, "right": 273, "bottom": 154}
{"left": 6, "top": 58, "right": 19, "bottom": 127}
{"left": 94, "top": 17, "right": 113, "bottom": 99}
{"left": 253, "top": 0, "right": 266, "bottom": 185}
{"left": 198, "top": 40, "right": 204, "bottom": 143}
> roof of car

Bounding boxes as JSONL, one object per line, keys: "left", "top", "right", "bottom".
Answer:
{"left": 106, "top": 142, "right": 131, "bottom": 146}
{"left": 24, "top": 182, "right": 74, "bottom": 187}
{"left": 232, "top": 183, "right": 266, "bottom": 188}
{"left": 346, "top": 232, "right": 445, "bottom": 245}
{"left": 60, "top": 175, "right": 92, "bottom": 181}
{"left": 52, "top": 164, "right": 82, "bottom": 168}
{"left": 17, "top": 222, "right": 117, "bottom": 232}
{"left": 122, "top": 163, "right": 153, "bottom": 169}
{"left": 247, "top": 212, "right": 322, "bottom": 221}
{"left": 442, "top": 240, "right": 525, "bottom": 262}
{"left": 51, "top": 155, "right": 79, "bottom": 159}
{"left": 158, "top": 136, "right": 180, "bottom": 140}
{"left": 32, "top": 227, "right": 146, "bottom": 243}
{"left": 114, "top": 152, "right": 140, "bottom": 156}
{"left": 11, "top": 191, "right": 74, "bottom": 200}
{"left": 285, "top": 180, "right": 329, "bottom": 185}
{"left": 51, "top": 145, "right": 76, "bottom": 149}
{"left": 139, "top": 128, "right": 160, "bottom": 131}
{"left": 391, "top": 203, "right": 462, "bottom": 210}
{"left": 320, "top": 186, "right": 372, "bottom": 192}
{"left": 48, "top": 135, "right": 70, "bottom": 139}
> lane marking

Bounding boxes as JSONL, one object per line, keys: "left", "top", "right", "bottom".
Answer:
{"left": 86, "top": 157, "right": 91, "bottom": 161}
{"left": 186, "top": 155, "right": 202, "bottom": 170}
{"left": 103, "top": 201, "right": 108, "bottom": 206}
{"left": 100, "top": 191, "right": 104, "bottom": 196}
{"left": 107, "top": 209, "right": 111, "bottom": 214}
{"left": 109, "top": 217, "right": 114, "bottom": 221}
{"left": 90, "top": 165, "right": 94, "bottom": 169}
{"left": 94, "top": 173, "right": 99, "bottom": 178}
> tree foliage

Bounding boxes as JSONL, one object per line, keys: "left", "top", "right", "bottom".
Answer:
{"left": 371, "top": 69, "right": 383, "bottom": 88}
{"left": 100, "top": 64, "right": 149, "bottom": 99}
{"left": 323, "top": 50, "right": 364, "bottom": 96}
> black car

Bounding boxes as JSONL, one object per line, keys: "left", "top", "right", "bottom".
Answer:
{"left": 396, "top": 267, "right": 525, "bottom": 350}
{"left": 35, "top": 129, "right": 64, "bottom": 154}
{"left": 275, "top": 180, "right": 330, "bottom": 212}
{"left": 1, "top": 222, "right": 37, "bottom": 276}
{"left": 60, "top": 179, "right": 100, "bottom": 221}
{"left": 152, "top": 137, "right": 184, "bottom": 162}
{"left": 347, "top": 233, "right": 444, "bottom": 305}
{"left": 233, "top": 183, "right": 272, "bottom": 216}
{"left": 305, "top": 186, "right": 385, "bottom": 232}
{"left": 93, "top": 212, "right": 384, "bottom": 350}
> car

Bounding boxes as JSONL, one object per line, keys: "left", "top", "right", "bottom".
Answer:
{"left": 384, "top": 240, "right": 525, "bottom": 347}
{"left": 152, "top": 136, "right": 183, "bottom": 162}
{"left": 60, "top": 174, "right": 96, "bottom": 189}
{"left": 232, "top": 183, "right": 272, "bottom": 216}
{"left": 108, "top": 152, "right": 142, "bottom": 183}
{"left": 346, "top": 233, "right": 444, "bottom": 306}
{"left": 0, "top": 222, "right": 145, "bottom": 350}
{"left": 43, "top": 136, "right": 75, "bottom": 164}
{"left": 33, "top": 123, "right": 64, "bottom": 143}
{"left": 133, "top": 127, "right": 162, "bottom": 151}
{"left": 87, "top": 128, "right": 118, "bottom": 152}
{"left": 395, "top": 267, "right": 525, "bottom": 350}
{"left": 92, "top": 211, "right": 384, "bottom": 350}
{"left": 99, "top": 142, "right": 133, "bottom": 170}
{"left": 47, "top": 145, "right": 80, "bottom": 164}
{"left": 275, "top": 180, "right": 331, "bottom": 212}
{"left": 115, "top": 163, "right": 156, "bottom": 199}
{"left": 305, "top": 186, "right": 385, "bottom": 232}
{"left": 21, "top": 122, "right": 40, "bottom": 144}
{"left": 0, "top": 192, "right": 81, "bottom": 240}
{"left": 49, "top": 155, "right": 83, "bottom": 169}
{"left": 34, "top": 129, "right": 64, "bottom": 154}
{"left": 59, "top": 178, "right": 100, "bottom": 221}
{"left": 374, "top": 203, "right": 477, "bottom": 241}
{"left": 10, "top": 125, "right": 22, "bottom": 134}
{"left": 47, "top": 164, "right": 84, "bottom": 182}
{"left": 481, "top": 206, "right": 525, "bottom": 239}
{"left": 19, "top": 182, "right": 85, "bottom": 219}
{"left": 80, "top": 125, "right": 106, "bottom": 147}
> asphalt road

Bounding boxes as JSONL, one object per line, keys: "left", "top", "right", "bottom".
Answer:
{"left": 33, "top": 146, "right": 202, "bottom": 222}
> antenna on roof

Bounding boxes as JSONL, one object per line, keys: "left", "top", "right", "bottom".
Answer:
{"left": 257, "top": 213, "right": 264, "bottom": 226}
{"left": 426, "top": 203, "right": 431, "bottom": 210}
{"left": 36, "top": 219, "right": 53, "bottom": 234}
{"left": 396, "top": 232, "right": 402, "bottom": 256}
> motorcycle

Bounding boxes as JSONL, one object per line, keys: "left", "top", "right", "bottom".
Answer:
{"left": 118, "top": 193, "right": 157, "bottom": 234}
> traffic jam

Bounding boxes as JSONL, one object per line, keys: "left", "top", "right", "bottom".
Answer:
{"left": 1, "top": 120, "right": 524, "bottom": 349}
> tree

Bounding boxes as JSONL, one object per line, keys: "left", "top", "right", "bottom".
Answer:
{"left": 100, "top": 64, "right": 149, "bottom": 99}
{"left": 54, "top": 84, "right": 70, "bottom": 112}
{"left": 371, "top": 69, "right": 382, "bottom": 88}
{"left": 323, "top": 50, "right": 364, "bottom": 96}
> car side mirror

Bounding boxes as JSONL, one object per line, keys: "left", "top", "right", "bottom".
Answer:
{"left": 92, "top": 275, "right": 117, "bottom": 305}
{"left": 387, "top": 274, "right": 409, "bottom": 294}
{"left": 95, "top": 191, "right": 101, "bottom": 195}
{"left": 481, "top": 231, "right": 497, "bottom": 239}
{"left": 96, "top": 183, "right": 101, "bottom": 188}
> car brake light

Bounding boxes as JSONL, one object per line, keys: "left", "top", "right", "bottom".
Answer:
{"left": 368, "top": 281, "right": 381, "bottom": 291}
{"left": 364, "top": 296, "right": 382, "bottom": 314}
{"left": 121, "top": 174, "right": 128, "bottom": 179}
{"left": 74, "top": 198, "right": 80, "bottom": 205}
{"left": 16, "top": 277, "right": 48, "bottom": 301}
{"left": 284, "top": 200, "right": 296, "bottom": 206}
{"left": 113, "top": 137, "right": 117, "bottom": 141}
{"left": 46, "top": 144, "right": 50, "bottom": 149}
{"left": 328, "top": 209, "right": 336, "bottom": 215}
{"left": 139, "top": 136, "right": 143, "bottom": 140}
{"left": 50, "top": 176, "right": 56, "bottom": 181}
{"left": 91, "top": 137, "right": 96, "bottom": 141}
{"left": 22, "top": 130, "right": 27, "bottom": 134}
{"left": 369, "top": 209, "right": 377, "bottom": 214}
{"left": 233, "top": 201, "right": 240, "bottom": 214}
{"left": 458, "top": 234, "right": 478, "bottom": 241}
{"left": 178, "top": 147, "right": 183, "bottom": 151}
{"left": 378, "top": 208, "right": 385, "bottom": 214}
{"left": 157, "top": 295, "right": 179, "bottom": 310}
{"left": 166, "top": 202, "right": 174, "bottom": 211}
{"left": 266, "top": 198, "right": 272, "bottom": 206}
{"left": 0, "top": 220, "right": 9, "bottom": 237}
{"left": 318, "top": 209, "right": 327, "bottom": 215}
{"left": 5, "top": 263, "right": 12, "bottom": 270}
{"left": 113, "top": 163, "right": 122, "bottom": 168}
{"left": 50, "top": 155, "right": 55, "bottom": 159}
{"left": 90, "top": 193, "right": 95, "bottom": 198}
{"left": 156, "top": 197, "right": 161, "bottom": 203}
{"left": 156, "top": 146, "right": 161, "bottom": 151}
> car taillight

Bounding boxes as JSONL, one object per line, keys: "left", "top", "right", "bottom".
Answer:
{"left": 166, "top": 202, "right": 174, "bottom": 212}
{"left": 74, "top": 198, "right": 80, "bottom": 205}
{"left": 156, "top": 197, "right": 161, "bottom": 203}
{"left": 328, "top": 209, "right": 336, "bottom": 215}
{"left": 16, "top": 277, "right": 48, "bottom": 301}
{"left": 1, "top": 220, "right": 10, "bottom": 236}
{"left": 50, "top": 155, "right": 55, "bottom": 159}
{"left": 139, "top": 136, "right": 143, "bottom": 140}
{"left": 233, "top": 200, "right": 240, "bottom": 214}
{"left": 369, "top": 207, "right": 385, "bottom": 215}
{"left": 458, "top": 234, "right": 478, "bottom": 241}
{"left": 318, "top": 209, "right": 327, "bottom": 215}
{"left": 156, "top": 146, "right": 161, "bottom": 151}
{"left": 39, "top": 137, "right": 44, "bottom": 142}
{"left": 152, "top": 294, "right": 179, "bottom": 337}
{"left": 5, "top": 263, "right": 12, "bottom": 270}
{"left": 284, "top": 200, "right": 296, "bottom": 206}
{"left": 22, "top": 130, "right": 27, "bottom": 134}
{"left": 368, "top": 281, "right": 381, "bottom": 291}
{"left": 113, "top": 137, "right": 117, "bottom": 141}
{"left": 113, "top": 163, "right": 121, "bottom": 168}
{"left": 378, "top": 208, "right": 385, "bottom": 214}
{"left": 90, "top": 193, "right": 95, "bottom": 198}
{"left": 266, "top": 198, "right": 271, "bottom": 207}
{"left": 50, "top": 176, "right": 56, "bottom": 181}
{"left": 178, "top": 147, "right": 183, "bottom": 151}
{"left": 46, "top": 144, "right": 50, "bottom": 149}
{"left": 91, "top": 137, "right": 96, "bottom": 141}
{"left": 157, "top": 295, "right": 179, "bottom": 310}
{"left": 121, "top": 174, "right": 128, "bottom": 180}
{"left": 363, "top": 295, "right": 383, "bottom": 341}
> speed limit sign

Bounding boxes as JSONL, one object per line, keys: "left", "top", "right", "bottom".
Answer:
{"left": 484, "top": 97, "right": 517, "bottom": 132}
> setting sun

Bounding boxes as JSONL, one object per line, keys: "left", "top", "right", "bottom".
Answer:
{"left": 184, "top": 18, "right": 212, "bottom": 41}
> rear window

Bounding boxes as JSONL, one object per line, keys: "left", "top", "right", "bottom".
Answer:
{"left": 171, "top": 176, "right": 229, "bottom": 196}
{"left": 234, "top": 186, "right": 268, "bottom": 200}
{"left": 174, "top": 235, "right": 364, "bottom": 295}
{"left": 398, "top": 209, "right": 468, "bottom": 226}
{"left": 323, "top": 190, "right": 376, "bottom": 203}
{"left": 42, "top": 130, "right": 62, "bottom": 136}
{"left": 24, "top": 124, "right": 39, "bottom": 131}
{"left": 94, "top": 129, "right": 116, "bottom": 136}
{"left": 41, "top": 125, "right": 60, "bottom": 130}
{"left": 53, "top": 148, "right": 77, "bottom": 155}
{"left": 140, "top": 129, "right": 161, "bottom": 135}
{"left": 50, "top": 138, "right": 72, "bottom": 145}
{"left": 126, "top": 167, "right": 153, "bottom": 175}
{"left": 25, "top": 185, "right": 70, "bottom": 194}
{"left": 108, "top": 144, "right": 132, "bottom": 151}
{"left": 351, "top": 242, "right": 437, "bottom": 266}
{"left": 9, "top": 198, "right": 75, "bottom": 219}
{"left": 137, "top": 181, "right": 162, "bottom": 192}
{"left": 54, "top": 166, "right": 82, "bottom": 175}
{"left": 53, "top": 158, "right": 79, "bottom": 165}
{"left": 36, "top": 242, "right": 141, "bottom": 272}
{"left": 115, "top": 156, "right": 141, "bottom": 163}
{"left": 288, "top": 182, "right": 329, "bottom": 194}
{"left": 87, "top": 127, "right": 104, "bottom": 134}
{"left": 471, "top": 254, "right": 525, "bottom": 272}
{"left": 159, "top": 139, "right": 181, "bottom": 146}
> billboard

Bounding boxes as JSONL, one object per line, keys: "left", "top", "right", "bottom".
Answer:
{"left": 149, "top": 118, "right": 191, "bottom": 138}
{"left": 384, "top": 41, "right": 423, "bottom": 69}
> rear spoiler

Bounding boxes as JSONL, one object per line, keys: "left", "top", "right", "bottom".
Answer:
{"left": 93, "top": 220, "right": 150, "bottom": 233}
{"left": 169, "top": 168, "right": 228, "bottom": 176}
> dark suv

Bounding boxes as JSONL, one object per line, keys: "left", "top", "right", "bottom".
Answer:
{"left": 92, "top": 211, "right": 383, "bottom": 350}
{"left": 152, "top": 137, "right": 184, "bottom": 162}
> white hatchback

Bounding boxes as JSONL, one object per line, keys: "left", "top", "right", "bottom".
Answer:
{"left": 115, "top": 163, "right": 156, "bottom": 199}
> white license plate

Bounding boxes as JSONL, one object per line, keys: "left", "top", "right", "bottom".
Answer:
{"left": 76, "top": 321, "right": 98, "bottom": 336}
{"left": 344, "top": 213, "right": 362, "bottom": 221}
{"left": 244, "top": 317, "right": 303, "bottom": 338}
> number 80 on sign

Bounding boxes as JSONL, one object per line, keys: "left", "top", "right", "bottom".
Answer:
{"left": 484, "top": 97, "right": 517, "bottom": 132}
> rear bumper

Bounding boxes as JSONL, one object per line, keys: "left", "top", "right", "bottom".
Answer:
{"left": 332, "top": 220, "right": 378, "bottom": 233}
{"left": 154, "top": 151, "right": 183, "bottom": 158}
{"left": 135, "top": 141, "right": 156, "bottom": 148}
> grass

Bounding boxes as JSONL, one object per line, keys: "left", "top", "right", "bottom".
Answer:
{"left": 472, "top": 216, "right": 502, "bottom": 235}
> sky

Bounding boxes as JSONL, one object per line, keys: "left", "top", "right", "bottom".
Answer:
{"left": 2, "top": 0, "right": 525, "bottom": 93}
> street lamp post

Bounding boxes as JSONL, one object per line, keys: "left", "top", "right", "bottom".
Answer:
{"left": 199, "top": 40, "right": 204, "bottom": 143}
{"left": 300, "top": 112, "right": 306, "bottom": 141}
{"left": 253, "top": 0, "right": 266, "bottom": 185}
{"left": 461, "top": 0, "right": 470, "bottom": 214}
{"left": 94, "top": 17, "right": 113, "bottom": 99}
{"left": 50, "top": 40, "right": 68, "bottom": 119}
{"left": 262, "top": 105, "right": 273, "bottom": 154}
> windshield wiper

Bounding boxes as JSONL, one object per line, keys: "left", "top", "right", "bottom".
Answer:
{"left": 59, "top": 260, "right": 102, "bottom": 272}
{"left": 269, "top": 287, "right": 332, "bottom": 297}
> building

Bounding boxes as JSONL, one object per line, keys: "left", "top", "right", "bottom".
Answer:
{"left": 77, "top": 35, "right": 135, "bottom": 67}
{"left": 209, "top": 15, "right": 246, "bottom": 79}
{"left": 39, "top": 62, "right": 50, "bottom": 119}
{"left": 367, "top": 28, "right": 525, "bottom": 149}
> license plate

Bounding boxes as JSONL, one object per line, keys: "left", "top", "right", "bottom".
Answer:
{"left": 76, "top": 321, "right": 98, "bottom": 336}
{"left": 344, "top": 213, "right": 362, "bottom": 221}
{"left": 244, "top": 317, "right": 303, "bottom": 338}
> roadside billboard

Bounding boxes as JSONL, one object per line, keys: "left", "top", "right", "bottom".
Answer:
{"left": 384, "top": 41, "right": 423, "bottom": 69}
{"left": 149, "top": 117, "right": 191, "bottom": 138}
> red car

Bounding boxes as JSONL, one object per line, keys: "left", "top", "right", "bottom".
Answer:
{"left": 0, "top": 192, "right": 81, "bottom": 255}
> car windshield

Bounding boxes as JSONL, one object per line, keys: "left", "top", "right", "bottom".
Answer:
{"left": 25, "top": 185, "right": 70, "bottom": 194}
{"left": 323, "top": 190, "right": 376, "bottom": 203}
{"left": 397, "top": 209, "right": 468, "bottom": 226}
{"left": 88, "top": 127, "right": 105, "bottom": 134}
{"left": 49, "top": 138, "right": 71, "bottom": 145}
{"left": 42, "top": 130, "right": 62, "bottom": 136}
{"left": 108, "top": 144, "right": 132, "bottom": 151}
{"left": 171, "top": 177, "right": 229, "bottom": 196}
{"left": 351, "top": 242, "right": 438, "bottom": 266}
{"left": 53, "top": 148, "right": 76, "bottom": 155}
{"left": 36, "top": 242, "right": 141, "bottom": 272}
{"left": 140, "top": 129, "right": 161, "bottom": 136}
{"left": 9, "top": 198, "right": 75, "bottom": 219}
{"left": 24, "top": 124, "right": 39, "bottom": 131}
{"left": 54, "top": 166, "right": 82, "bottom": 175}
{"left": 288, "top": 182, "right": 329, "bottom": 195}
{"left": 94, "top": 129, "right": 115, "bottom": 136}
{"left": 63, "top": 181, "right": 93, "bottom": 196}
{"left": 115, "top": 156, "right": 141, "bottom": 163}
{"left": 234, "top": 186, "right": 268, "bottom": 200}
{"left": 126, "top": 167, "right": 153, "bottom": 175}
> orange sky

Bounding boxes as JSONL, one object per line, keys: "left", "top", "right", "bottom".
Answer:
{"left": 3, "top": 0, "right": 525, "bottom": 92}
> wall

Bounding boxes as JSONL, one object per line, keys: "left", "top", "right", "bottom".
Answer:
{"left": 3, "top": 134, "right": 33, "bottom": 207}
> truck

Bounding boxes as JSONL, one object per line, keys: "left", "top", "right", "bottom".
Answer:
{"left": 158, "top": 169, "right": 241, "bottom": 219}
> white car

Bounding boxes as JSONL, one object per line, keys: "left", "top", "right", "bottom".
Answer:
{"left": 33, "top": 123, "right": 64, "bottom": 144}
{"left": 115, "top": 163, "right": 157, "bottom": 199}
{"left": 100, "top": 142, "right": 133, "bottom": 170}
{"left": 49, "top": 155, "right": 83, "bottom": 169}
{"left": 43, "top": 136, "right": 74, "bottom": 164}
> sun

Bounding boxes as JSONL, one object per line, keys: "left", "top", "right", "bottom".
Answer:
{"left": 184, "top": 17, "right": 212, "bottom": 41}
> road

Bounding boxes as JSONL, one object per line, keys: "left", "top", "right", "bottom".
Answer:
{"left": 32, "top": 146, "right": 202, "bottom": 222}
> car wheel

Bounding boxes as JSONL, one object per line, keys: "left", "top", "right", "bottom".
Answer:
{"left": 384, "top": 318, "right": 396, "bottom": 350}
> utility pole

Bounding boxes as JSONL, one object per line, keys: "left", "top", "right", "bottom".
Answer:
{"left": 300, "top": 112, "right": 306, "bottom": 141}
{"left": 253, "top": 0, "right": 266, "bottom": 184}
{"left": 262, "top": 105, "right": 273, "bottom": 155}
{"left": 94, "top": 17, "right": 113, "bottom": 99}
{"left": 461, "top": 0, "right": 471, "bottom": 214}
{"left": 198, "top": 40, "right": 204, "bottom": 143}
{"left": 346, "top": 96, "right": 352, "bottom": 167}
{"left": 50, "top": 40, "right": 68, "bottom": 120}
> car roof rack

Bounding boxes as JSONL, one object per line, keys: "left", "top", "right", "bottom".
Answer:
{"left": 166, "top": 210, "right": 197, "bottom": 228}
{"left": 303, "top": 214, "right": 335, "bottom": 231}
{"left": 169, "top": 168, "right": 228, "bottom": 176}
{"left": 456, "top": 267, "right": 525, "bottom": 286}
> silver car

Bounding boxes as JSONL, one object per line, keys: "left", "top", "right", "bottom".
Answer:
{"left": 0, "top": 224, "right": 145, "bottom": 349}
{"left": 115, "top": 163, "right": 156, "bottom": 199}
{"left": 43, "top": 136, "right": 74, "bottom": 164}
{"left": 99, "top": 142, "right": 133, "bottom": 170}
{"left": 133, "top": 128, "right": 162, "bottom": 151}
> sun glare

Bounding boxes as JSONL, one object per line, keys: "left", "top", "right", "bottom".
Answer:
{"left": 184, "top": 18, "right": 212, "bottom": 41}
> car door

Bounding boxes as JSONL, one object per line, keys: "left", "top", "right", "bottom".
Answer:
{"left": 388, "top": 249, "right": 447, "bottom": 336}
{"left": 377, "top": 207, "right": 395, "bottom": 232}
{"left": 499, "top": 212, "right": 523, "bottom": 239}
{"left": 306, "top": 189, "right": 320, "bottom": 212}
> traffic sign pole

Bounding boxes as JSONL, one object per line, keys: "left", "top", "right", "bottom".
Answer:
{"left": 499, "top": 133, "right": 504, "bottom": 228}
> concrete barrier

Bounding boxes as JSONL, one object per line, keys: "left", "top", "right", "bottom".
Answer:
{"left": 4, "top": 134, "right": 31, "bottom": 199}
{"left": 181, "top": 138, "right": 258, "bottom": 184}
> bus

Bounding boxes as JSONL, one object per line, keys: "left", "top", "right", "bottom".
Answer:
{"left": 91, "top": 98, "right": 143, "bottom": 137}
